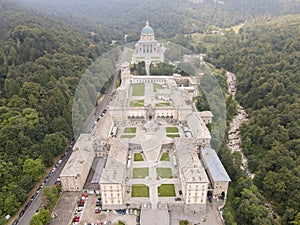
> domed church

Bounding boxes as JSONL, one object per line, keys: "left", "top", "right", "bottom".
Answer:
{"left": 131, "top": 21, "right": 165, "bottom": 64}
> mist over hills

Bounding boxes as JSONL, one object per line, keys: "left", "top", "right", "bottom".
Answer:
{"left": 10, "top": 0, "right": 300, "bottom": 39}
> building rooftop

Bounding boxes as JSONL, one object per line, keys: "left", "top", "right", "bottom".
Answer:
{"left": 176, "top": 139, "right": 209, "bottom": 183}
{"left": 100, "top": 168, "right": 126, "bottom": 184}
{"left": 141, "top": 21, "right": 154, "bottom": 35}
{"left": 199, "top": 111, "right": 213, "bottom": 118}
{"left": 201, "top": 147, "right": 231, "bottom": 182}
{"left": 60, "top": 134, "right": 94, "bottom": 177}
{"left": 182, "top": 167, "right": 208, "bottom": 183}
{"left": 100, "top": 139, "right": 127, "bottom": 184}
{"left": 105, "top": 139, "right": 128, "bottom": 168}
{"left": 187, "top": 112, "right": 211, "bottom": 140}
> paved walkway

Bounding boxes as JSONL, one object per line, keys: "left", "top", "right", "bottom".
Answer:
{"left": 49, "top": 192, "right": 80, "bottom": 225}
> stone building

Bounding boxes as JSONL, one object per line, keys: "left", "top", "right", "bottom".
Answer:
{"left": 176, "top": 139, "right": 209, "bottom": 214}
{"left": 60, "top": 134, "right": 95, "bottom": 191}
{"left": 198, "top": 111, "right": 213, "bottom": 124}
{"left": 131, "top": 21, "right": 164, "bottom": 64}
{"left": 201, "top": 147, "right": 231, "bottom": 200}
{"left": 99, "top": 139, "right": 127, "bottom": 208}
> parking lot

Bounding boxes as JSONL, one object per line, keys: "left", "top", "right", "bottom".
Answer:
{"left": 70, "top": 194, "right": 140, "bottom": 225}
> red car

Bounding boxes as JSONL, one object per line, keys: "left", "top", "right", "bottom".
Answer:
{"left": 95, "top": 207, "right": 101, "bottom": 213}
{"left": 73, "top": 218, "right": 79, "bottom": 222}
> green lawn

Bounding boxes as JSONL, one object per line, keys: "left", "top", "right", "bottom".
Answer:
{"left": 133, "top": 168, "right": 149, "bottom": 179}
{"left": 132, "top": 83, "right": 145, "bottom": 96}
{"left": 134, "top": 153, "right": 144, "bottom": 161}
{"left": 180, "top": 220, "right": 190, "bottom": 225}
{"left": 153, "top": 83, "right": 163, "bottom": 92}
{"left": 131, "top": 185, "right": 149, "bottom": 197}
{"left": 124, "top": 127, "right": 137, "bottom": 133}
{"left": 157, "top": 184, "right": 176, "bottom": 197}
{"left": 156, "top": 168, "right": 173, "bottom": 178}
{"left": 155, "top": 102, "right": 170, "bottom": 106}
{"left": 166, "top": 127, "right": 179, "bottom": 133}
{"left": 167, "top": 134, "right": 180, "bottom": 138}
{"left": 160, "top": 153, "right": 170, "bottom": 161}
{"left": 121, "top": 134, "right": 136, "bottom": 138}
{"left": 130, "top": 100, "right": 144, "bottom": 107}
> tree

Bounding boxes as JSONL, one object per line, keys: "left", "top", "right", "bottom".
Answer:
{"left": 4, "top": 194, "right": 20, "bottom": 215}
{"left": 30, "top": 208, "right": 51, "bottom": 225}
{"left": 4, "top": 78, "right": 20, "bottom": 98}
{"left": 42, "top": 186, "right": 60, "bottom": 210}
{"left": 23, "top": 158, "right": 45, "bottom": 182}
{"left": 290, "top": 212, "right": 300, "bottom": 225}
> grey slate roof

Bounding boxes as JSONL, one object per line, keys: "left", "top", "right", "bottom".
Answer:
{"left": 201, "top": 147, "right": 231, "bottom": 182}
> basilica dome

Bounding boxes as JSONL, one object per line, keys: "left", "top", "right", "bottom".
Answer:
{"left": 141, "top": 21, "right": 154, "bottom": 35}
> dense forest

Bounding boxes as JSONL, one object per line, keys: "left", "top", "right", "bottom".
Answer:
{"left": 0, "top": 1, "right": 109, "bottom": 223}
{"left": 206, "top": 15, "right": 300, "bottom": 225}
{"left": 12, "top": 0, "right": 300, "bottom": 41}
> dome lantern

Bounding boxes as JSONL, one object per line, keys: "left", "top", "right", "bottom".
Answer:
{"left": 141, "top": 20, "right": 154, "bottom": 35}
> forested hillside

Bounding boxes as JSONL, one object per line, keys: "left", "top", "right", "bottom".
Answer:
{"left": 207, "top": 15, "right": 300, "bottom": 225}
{"left": 0, "top": 1, "right": 109, "bottom": 223}
{"left": 12, "top": 0, "right": 300, "bottom": 41}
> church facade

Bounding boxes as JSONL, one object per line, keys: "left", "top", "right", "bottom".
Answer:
{"left": 131, "top": 21, "right": 164, "bottom": 64}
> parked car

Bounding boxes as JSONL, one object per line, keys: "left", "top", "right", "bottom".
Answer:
{"left": 96, "top": 201, "right": 101, "bottom": 206}
{"left": 179, "top": 190, "right": 182, "bottom": 195}
{"left": 175, "top": 197, "right": 181, "bottom": 201}
{"left": 95, "top": 207, "right": 101, "bottom": 213}
{"left": 136, "top": 216, "right": 140, "bottom": 222}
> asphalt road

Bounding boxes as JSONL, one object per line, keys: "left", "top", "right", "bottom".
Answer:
{"left": 13, "top": 48, "right": 129, "bottom": 225}
{"left": 15, "top": 147, "right": 73, "bottom": 225}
